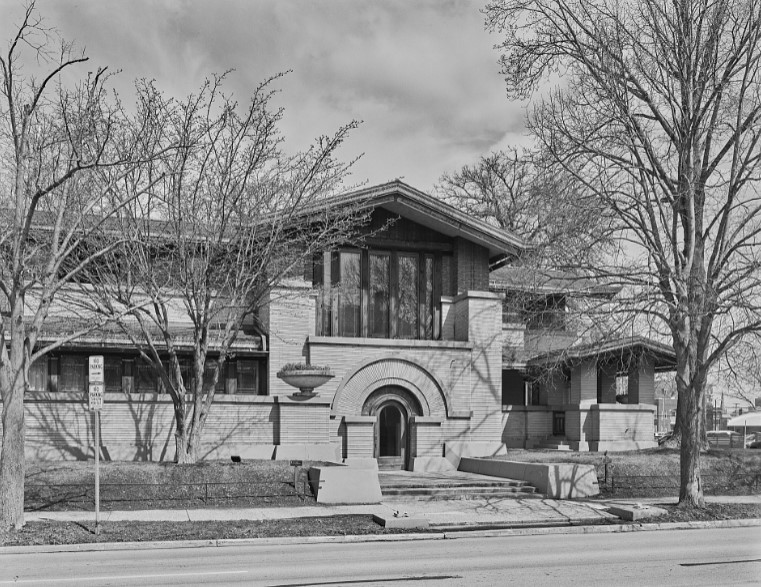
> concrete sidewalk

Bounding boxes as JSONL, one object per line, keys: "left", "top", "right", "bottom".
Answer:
{"left": 23, "top": 494, "right": 760, "bottom": 528}
{"left": 595, "top": 494, "right": 761, "bottom": 505}
{"left": 26, "top": 497, "right": 616, "bottom": 528}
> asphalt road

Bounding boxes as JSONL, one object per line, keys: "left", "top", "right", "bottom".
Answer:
{"left": 1, "top": 527, "right": 760, "bottom": 586}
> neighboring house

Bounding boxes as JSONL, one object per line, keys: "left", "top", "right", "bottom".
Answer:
{"left": 3, "top": 181, "right": 675, "bottom": 467}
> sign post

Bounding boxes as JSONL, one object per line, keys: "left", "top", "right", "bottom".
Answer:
{"left": 88, "top": 355, "right": 104, "bottom": 536}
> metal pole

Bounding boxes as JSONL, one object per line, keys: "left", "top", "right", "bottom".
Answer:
{"left": 95, "top": 410, "right": 100, "bottom": 536}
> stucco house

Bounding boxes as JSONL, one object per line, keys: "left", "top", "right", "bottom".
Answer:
{"left": 5, "top": 180, "right": 675, "bottom": 468}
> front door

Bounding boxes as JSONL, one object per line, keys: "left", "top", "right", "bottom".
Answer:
{"left": 552, "top": 411, "right": 566, "bottom": 436}
{"left": 375, "top": 401, "right": 407, "bottom": 470}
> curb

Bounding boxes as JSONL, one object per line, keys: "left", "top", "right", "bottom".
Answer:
{"left": 2, "top": 518, "right": 760, "bottom": 555}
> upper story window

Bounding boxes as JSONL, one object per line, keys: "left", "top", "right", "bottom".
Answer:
{"left": 503, "top": 293, "right": 568, "bottom": 331}
{"left": 315, "top": 249, "right": 447, "bottom": 340}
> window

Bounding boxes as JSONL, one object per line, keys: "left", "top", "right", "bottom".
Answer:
{"left": 203, "top": 360, "right": 226, "bottom": 393}
{"left": 236, "top": 359, "right": 260, "bottom": 394}
{"left": 397, "top": 254, "right": 419, "bottom": 339}
{"left": 60, "top": 355, "right": 86, "bottom": 392}
{"left": 422, "top": 255, "right": 435, "bottom": 339}
{"left": 336, "top": 251, "right": 361, "bottom": 337}
{"left": 105, "top": 357, "right": 122, "bottom": 393}
{"left": 368, "top": 253, "right": 390, "bottom": 338}
{"left": 316, "top": 249, "right": 443, "bottom": 340}
{"left": 136, "top": 359, "right": 159, "bottom": 393}
{"left": 28, "top": 358, "right": 48, "bottom": 392}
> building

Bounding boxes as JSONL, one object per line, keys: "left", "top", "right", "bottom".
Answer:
{"left": 4, "top": 181, "right": 675, "bottom": 467}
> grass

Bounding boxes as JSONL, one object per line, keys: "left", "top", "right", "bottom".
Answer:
{"left": 24, "top": 460, "right": 317, "bottom": 511}
{"left": 495, "top": 447, "right": 761, "bottom": 497}
{"left": 0, "top": 515, "right": 430, "bottom": 548}
{"left": 2, "top": 450, "right": 758, "bottom": 548}
{"left": 2, "top": 505, "right": 760, "bottom": 548}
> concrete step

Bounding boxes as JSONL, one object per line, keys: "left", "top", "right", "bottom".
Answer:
{"left": 382, "top": 485, "right": 536, "bottom": 496}
{"left": 381, "top": 485, "right": 538, "bottom": 501}
{"left": 534, "top": 436, "right": 572, "bottom": 451}
{"left": 380, "top": 477, "right": 537, "bottom": 501}
{"left": 381, "top": 479, "right": 528, "bottom": 490}
{"left": 540, "top": 443, "right": 571, "bottom": 451}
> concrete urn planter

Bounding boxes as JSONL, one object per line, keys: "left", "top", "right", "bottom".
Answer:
{"left": 276, "top": 366, "right": 334, "bottom": 397}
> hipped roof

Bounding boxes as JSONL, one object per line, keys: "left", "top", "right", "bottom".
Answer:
{"left": 527, "top": 335, "right": 677, "bottom": 372}
{"left": 490, "top": 266, "right": 620, "bottom": 298}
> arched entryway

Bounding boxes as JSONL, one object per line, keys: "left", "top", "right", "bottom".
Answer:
{"left": 363, "top": 386, "right": 422, "bottom": 470}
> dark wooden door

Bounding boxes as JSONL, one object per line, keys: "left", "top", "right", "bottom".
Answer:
{"left": 376, "top": 402, "right": 407, "bottom": 470}
{"left": 552, "top": 411, "right": 566, "bottom": 436}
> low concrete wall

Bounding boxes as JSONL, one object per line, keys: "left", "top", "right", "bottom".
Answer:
{"left": 307, "top": 464, "right": 382, "bottom": 504}
{"left": 458, "top": 457, "right": 599, "bottom": 499}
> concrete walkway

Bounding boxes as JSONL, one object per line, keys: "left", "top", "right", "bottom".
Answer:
{"left": 24, "top": 494, "right": 758, "bottom": 528}
{"left": 26, "top": 497, "right": 618, "bottom": 527}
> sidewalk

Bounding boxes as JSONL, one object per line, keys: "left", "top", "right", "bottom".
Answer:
{"left": 23, "top": 494, "right": 761, "bottom": 528}
{"left": 26, "top": 497, "right": 617, "bottom": 528}
{"left": 595, "top": 494, "right": 761, "bottom": 505}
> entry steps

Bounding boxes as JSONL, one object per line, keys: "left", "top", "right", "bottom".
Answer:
{"left": 378, "top": 471, "right": 537, "bottom": 501}
{"left": 528, "top": 436, "right": 572, "bottom": 451}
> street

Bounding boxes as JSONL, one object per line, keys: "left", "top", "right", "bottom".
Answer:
{"left": 1, "top": 526, "right": 760, "bottom": 586}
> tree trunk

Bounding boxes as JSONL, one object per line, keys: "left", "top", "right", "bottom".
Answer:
{"left": 173, "top": 398, "right": 198, "bottom": 464}
{"left": 678, "top": 383, "right": 705, "bottom": 507}
{"left": 0, "top": 377, "right": 26, "bottom": 530}
{"left": 673, "top": 321, "right": 706, "bottom": 508}
{"left": 174, "top": 431, "right": 197, "bottom": 464}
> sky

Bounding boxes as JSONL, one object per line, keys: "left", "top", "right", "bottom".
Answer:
{"left": 0, "top": 0, "right": 530, "bottom": 192}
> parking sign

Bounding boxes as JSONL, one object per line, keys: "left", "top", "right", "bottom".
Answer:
{"left": 89, "top": 355, "right": 104, "bottom": 383}
{"left": 88, "top": 383, "right": 104, "bottom": 411}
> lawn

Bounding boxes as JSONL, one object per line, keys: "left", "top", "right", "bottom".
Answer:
{"left": 2, "top": 451, "right": 757, "bottom": 548}
{"left": 2, "top": 505, "right": 760, "bottom": 548}
{"left": 24, "top": 459, "right": 317, "bottom": 511}
{"left": 496, "top": 447, "right": 761, "bottom": 497}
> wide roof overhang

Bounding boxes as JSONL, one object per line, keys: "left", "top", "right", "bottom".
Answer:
{"left": 308, "top": 180, "right": 527, "bottom": 265}
{"left": 23, "top": 318, "right": 265, "bottom": 356}
{"left": 527, "top": 335, "right": 677, "bottom": 373}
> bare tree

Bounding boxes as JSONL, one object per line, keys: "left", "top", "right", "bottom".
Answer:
{"left": 0, "top": 2, "right": 169, "bottom": 529}
{"left": 437, "top": 147, "right": 611, "bottom": 267}
{"left": 90, "top": 75, "right": 362, "bottom": 464}
{"left": 486, "top": 0, "right": 761, "bottom": 507}
{"left": 722, "top": 336, "right": 761, "bottom": 406}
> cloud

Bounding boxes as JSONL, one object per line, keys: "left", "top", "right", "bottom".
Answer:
{"left": 1, "top": 0, "right": 527, "bottom": 190}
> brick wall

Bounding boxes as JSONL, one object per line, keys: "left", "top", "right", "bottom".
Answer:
{"left": 263, "top": 286, "right": 316, "bottom": 396}
{"left": 453, "top": 238, "right": 489, "bottom": 292}
{"left": 2, "top": 394, "right": 328, "bottom": 461}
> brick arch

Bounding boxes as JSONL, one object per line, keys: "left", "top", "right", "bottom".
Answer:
{"left": 332, "top": 357, "right": 448, "bottom": 417}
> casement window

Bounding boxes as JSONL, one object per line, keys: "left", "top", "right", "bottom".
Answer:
{"left": 60, "top": 355, "right": 87, "bottom": 392}
{"left": 202, "top": 360, "right": 227, "bottom": 393}
{"left": 315, "top": 249, "right": 447, "bottom": 340}
{"left": 368, "top": 253, "right": 390, "bottom": 338}
{"left": 105, "top": 357, "right": 122, "bottom": 393}
{"left": 136, "top": 358, "right": 159, "bottom": 393}
{"left": 236, "top": 359, "right": 261, "bottom": 394}
{"left": 28, "top": 358, "right": 48, "bottom": 392}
